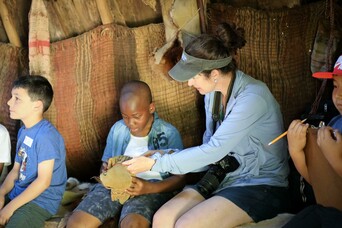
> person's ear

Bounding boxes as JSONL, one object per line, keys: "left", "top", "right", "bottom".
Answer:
{"left": 33, "top": 100, "right": 44, "bottom": 111}
{"left": 149, "top": 102, "right": 156, "bottom": 114}
{"left": 210, "top": 69, "right": 220, "bottom": 81}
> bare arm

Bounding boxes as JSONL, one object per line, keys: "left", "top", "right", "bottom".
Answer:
{"left": 287, "top": 120, "right": 310, "bottom": 183}
{"left": 126, "top": 175, "right": 186, "bottom": 196}
{"left": 0, "top": 162, "right": 20, "bottom": 199}
{"left": 317, "top": 127, "right": 342, "bottom": 177}
{"left": 0, "top": 159, "right": 54, "bottom": 224}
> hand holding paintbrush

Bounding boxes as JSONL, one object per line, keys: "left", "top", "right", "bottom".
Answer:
{"left": 268, "top": 118, "right": 307, "bottom": 146}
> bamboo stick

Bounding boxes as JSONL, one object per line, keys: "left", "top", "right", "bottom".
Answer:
{"left": 96, "top": 0, "right": 114, "bottom": 25}
{"left": 196, "top": 0, "right": 206, "bottom": 33}
{"left": 0, "top": 0, "right": 22, "bottom": 47}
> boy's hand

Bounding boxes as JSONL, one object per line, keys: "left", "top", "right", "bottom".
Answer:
{"left": 0, "top": 205, "right": 14, "bottom": 225}
{"left": 317, "top": 126, "right": 340, "bottom": 149}
{"left": 317, "top": 126, "right": 342, "bottom": 177}
{"left": 125, "top": 177, "right": 153, "bottom": 196}
{"left": 107, "top": 157, "right": 117, "bottom": 169}
{"left": 287, "top": 119, "right": 309, "bottom": 156}
{"left": 100, "top": 162, "right": 108, "bottom": 173}
{"left": 107, "top": 155, "right": 132, "bottom": 169}
{"left": 142, "top": 150, "right": 165, "bottom": 157}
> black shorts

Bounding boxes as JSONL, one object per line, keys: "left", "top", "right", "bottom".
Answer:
{"left": 214, "top": 185, "right": 290, "bottom": 222}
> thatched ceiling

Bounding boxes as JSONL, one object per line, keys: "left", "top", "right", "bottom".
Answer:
{"left": 0, "top": 0, "right": 325, "bottom": 48}
{"left": 0, "top": 0, "right": 163, "bottom": 46}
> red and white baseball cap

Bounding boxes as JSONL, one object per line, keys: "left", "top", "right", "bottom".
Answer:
{"left": 313, "top": 55, "right": 342, "bottom": 79}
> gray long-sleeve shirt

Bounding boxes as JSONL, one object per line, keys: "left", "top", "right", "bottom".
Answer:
{"left": 152, "top": 71, "right": 289, "bottom": 190}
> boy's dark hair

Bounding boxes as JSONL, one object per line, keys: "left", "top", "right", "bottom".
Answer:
{"left": 13, "top": 75, "right": 53, "bottom": 112}
{"left": 120, "top": 80, "right": 153, "bottom": 104}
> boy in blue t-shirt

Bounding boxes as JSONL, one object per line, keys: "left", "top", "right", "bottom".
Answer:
{"left": 0, "top": 75, "right": 67, "bottom": 227}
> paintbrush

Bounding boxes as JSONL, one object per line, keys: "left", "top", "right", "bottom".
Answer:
{"left": 268, "top": 118, "right": 307, "bottom": 146}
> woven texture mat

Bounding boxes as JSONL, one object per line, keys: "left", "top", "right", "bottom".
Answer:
{"left": 208, "top": 1, "right": 324, "bottom": 127}
{"left": 47, "top": 23, "right": 204, "bottom": 180}
{"left": 0, "top": 43, "right": 21, "bottom": 158}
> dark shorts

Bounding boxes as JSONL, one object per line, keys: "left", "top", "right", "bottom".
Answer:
{"left": 283, "top": 204, "right": 342, "bottom": 228}
{"left": 75, "top": 183, "right": 177, "bottom": 224}
{"left": 5, "top": 199, "right": 52, "bottom": 228}
{"left": 214, "top": 185, "right": 290, "bottom": 223}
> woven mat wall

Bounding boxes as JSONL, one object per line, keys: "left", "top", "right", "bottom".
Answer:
{"left": 0, "top": 43, "right": 20, "bottom": 160}
{"left": 48, "top": 23, "right": 204, "bottom": 180}
{"left": 208, "top": 1, "right": 324, "bottom": 127}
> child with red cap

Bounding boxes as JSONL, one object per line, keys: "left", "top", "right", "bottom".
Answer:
{"left": 285, "top": 55, "right": 342, "bottom": 228}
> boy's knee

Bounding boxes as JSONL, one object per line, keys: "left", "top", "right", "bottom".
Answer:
{"left": 66, "top": 211, "right": 101, "bottom": 228}
{"left": 66, "top": 214, "right": 80, "bottom": 228}
{"left": 120, "top": 214, "right": 149, "bottom": 228}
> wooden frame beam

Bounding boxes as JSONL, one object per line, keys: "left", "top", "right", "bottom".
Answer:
{"left": 0, "top": 0, "right": 22, "bottom": 47}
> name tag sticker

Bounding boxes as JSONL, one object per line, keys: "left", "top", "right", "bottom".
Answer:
{"left": 23, "top": 136, "right": 33, "bottom": 147}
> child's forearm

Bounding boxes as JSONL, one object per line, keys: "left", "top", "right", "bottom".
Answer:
{"left": 318, "top": 129, "right": 342, "bottom": 178}
{"left": 0, "top": 167, "right": 19, "bottom": 197}
{"left": 5, "top": 176, "right": 50, "bottom": 212}
{"left": 322, "top": 149, "right": 342, "bottom": 178}
{"left": 153, "top": 175, "right": 186, "bottom": 193}
{"left": 6, "top": 159, "right": 54, "bottom": 212}
{"left": 290, "top": 150, "right": 310, "bottom": 183}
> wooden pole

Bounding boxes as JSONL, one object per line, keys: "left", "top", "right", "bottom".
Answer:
{"left": 95, "top": 0, "right": 114, "bottom": 25}
{"left": 0, "top": 0, "right": 22, "bottom": 47}
{"left": 196, "top": 0, "right": 206, "bottom": 33}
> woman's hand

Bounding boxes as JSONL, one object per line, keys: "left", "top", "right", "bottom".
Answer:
{"left": 122, "top": 156, "right": 155, "bottom": 175}
{"left": 125, "top": 177, "right": 153, "bottom": 196}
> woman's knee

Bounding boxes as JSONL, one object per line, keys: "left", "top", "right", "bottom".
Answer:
{"left": 153, "top": 207, "right": 169, "bottom": 227}
{"left": 174, "top": 212, "right": 196, "bottom": 228}
{"left": 153, "top": 203, "right": 183, "bottom": 228}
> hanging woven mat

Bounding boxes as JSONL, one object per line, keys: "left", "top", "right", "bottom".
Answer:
{"left": 208, "top": 1, "right": 325, "bottom": 127}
